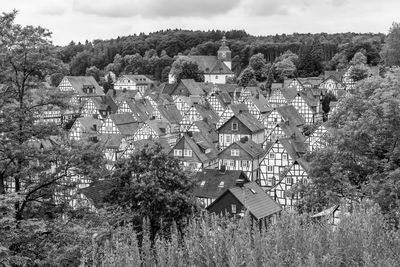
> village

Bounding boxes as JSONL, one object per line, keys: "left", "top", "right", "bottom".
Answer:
{"left": 12, "top": 37, "right": 378, "bottom": 226}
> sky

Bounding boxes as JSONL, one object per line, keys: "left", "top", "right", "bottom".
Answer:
{"left": 3, "top": 0, "right": 399, "bottom": 46}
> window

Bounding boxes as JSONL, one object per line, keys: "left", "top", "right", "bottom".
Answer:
{"left": 226, "top": 135, "right": 231, "bottom": 143}
{"left": 231, "top": 149, "right": 240, "bottom": 156}
{"left": 218, "top": 181, "right": 225, "bottom": 188}
{"left": 215, "top": 76, "right": 218, "bottom": 79}
{"left": 274, "top": 117, "right": 278, "bottom": 123}
{"left": 232, "top": 123, "right": 238, "bottom": 131}
{"left": 267, "top": 166, "right": 273, "bottom": 172}
{"left": 231, "top": 204, "right": 236, "bottom": 213}
{"left": 232, "top": 134, "right": 239, "bottom": 142}
{"left": 242, "top": 160, "right": 248, "bottom": 168}
{"left": 286, "top": 177, "right": 293, "bottom": 184}
{"left": 269, "top": 153, "right": 275, "bottom": 159}
{"left": 282, "top": 154, "right": 287, "bottom": 160}
{"left": 184, "top": 149, "right": 193, "bottom": 157}
{"left": 174, "top": 149, "right": 182, "bottom": 156}
{"left": 229, "top": 160, "right": 235, "bottom": 167}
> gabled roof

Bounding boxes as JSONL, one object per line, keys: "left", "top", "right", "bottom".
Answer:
{"left": 64, "top": 76, "right": 104, "bottom": 95}
{"left": 191, "top": 120, "right": 218, "bottom": 143}
{"left": 280, "top": 86, "right": 298, "bottom": 102}
{"left": 222, "top": 111, "right": 265, "bottom": 133}
{"left": 279, "top": 138, "right": 307, "bottom": 160}
{"left": 271, "top": 83, "right": 283, "bottom": 90}
{"left": 232, "top": 139, "right": 266, "bottom": 158}
{"left": 128, "top": 99, "right": 154, "bottom": 122}
{"left": 90, "top": 95, "right": 118, "bottom": 113}
{"left": 109, "top": 114, "right": 141, "bottom": 136}
{"left": 173, "top": 133, "right": 209, "bottom": 163}
{"left": 215, "top": 84, "right": 241, "bottom": 95}
{"left": 157, "top": 103, "right": 182, "bottom": 124}
{"left": 311, "top": 205, "right": 339, "bottom": 218}
{"left": 159, "top": 83, "right": 177, "bottom": 95}
{"left": 298, "top": 91, "right": 319, "bottom": 109}
{"left": 180, "top": 79, "right": 205, "bottom": 95}
{"left": 247, "top": 93, "right": 272, "bottom": 113}
{"left": 75, "top": 117, "right": 102, "bottom": 133}
{"left": 296, "top": 157, "right": 310, "bottom": 173}
{"left": 297, "top": 77, "right": 323, "bottom": 87}
{"left": 278, "top": 121, "right": 305, "bottom": 142}
{"left": 146, "top": 120, "right": 170, "bottom": 136}
{"left": 221, "top": 182, "right": 282, "bottom": 220}
{"left": 210, "top": 60, "right": 234, "bottom": 74}
{"left": 191, "top": 132, "right": 218, "bottom": 161}
{"left": 276, "top": 105, "right": 305, "bottom": 127}
{"left": 230, "top": 103, "right": 249, "bottom": 114}
{"left": 193, "top": 104, "right": 219, "bottom": 125}
{"left": 130, "top": 138, "right": 171, "bottom": 154}
{"left": 194, "top": 170, "right": 250, "bottom": 199}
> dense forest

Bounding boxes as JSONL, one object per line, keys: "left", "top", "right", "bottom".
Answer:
{"left": 55, "top": 29, "right": 385, "bottom": 82}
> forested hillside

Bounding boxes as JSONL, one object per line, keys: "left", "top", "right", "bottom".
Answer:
{"left": 56, "top": 29, "right": 385, "bottom": 80}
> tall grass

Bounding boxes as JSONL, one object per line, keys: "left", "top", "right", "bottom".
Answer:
{"left": 81, "top": 205, "right": 400, "bottom": 267}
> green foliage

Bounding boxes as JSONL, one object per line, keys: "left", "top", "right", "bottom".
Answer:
{"left": 297, "top": 38, "right": 324, "bottom": 77}
{"left": 274, "top": 58, "right": 297, "bottom": 82}
{"left": 50, "top": 72, "right": 64, "bottom": 87}
{"left": 350, "top": 51, "right": 368, "bottom": 65}
{"left": 82, "top": 205, "right": 400, "bottom": 267}
{"left": 103, "top": 144, "right": 198, "bottom": 241}
{"left": 350, "top": 65, "right": 369, "bottom": 82}
{"left": 381, "top": 22, "right": 400, "bottom": 66}
{"left": 85, "top": 66, "right": 101, "bottom": 82}
{"left": 295, "top": 69, "right": 400, "bottom": 222}
{"left": 170, "top": 56, "right": 204, "bottom": 82}
{"left": 237, "top": 67, "right": 256, "bottom": 87}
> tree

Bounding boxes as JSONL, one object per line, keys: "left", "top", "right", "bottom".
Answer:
{"left": 170, "top": 56, "right": 204, "bottom": 83}
{"left": 297, "top": 38, "right": 324, "bottom": 77}
{"left": 50, "top": 72, "right": 64, "bottom": 87}
{"left": 85, "top": 66, "right": 101, "bottom": 82}
{"left": 295, "top": 69, "right": 400, "bottom": 222}
{"left": 104, "top": 144, "right": 198, "bottom": 241}
{"left": 237, "top": 66, "right": 256, "bottom": 87}
{"left": 350, "top": 51, "right": 368, "bottom": 65}
{"left": 249, "top": 53, "right": 268, "bottom": 81}
{"left": 381, "top": 22, "right": 400, "bottom": 66}
{"left": 69, "top": 50, "right": 92, "bottom": 76}
{"left": 274, "top": 58, "right": 296, "bottom": 82}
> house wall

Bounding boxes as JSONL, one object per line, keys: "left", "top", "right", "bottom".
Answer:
{"left": 207, "top": 192, "right": 244, "bottom": 217}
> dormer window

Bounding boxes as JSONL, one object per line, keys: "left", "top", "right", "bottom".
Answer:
{"left": 231, "top": 149, "right": 240, "bottom": 157}
{"left": 218, "top": 181, "right": 225, "bottom": 188}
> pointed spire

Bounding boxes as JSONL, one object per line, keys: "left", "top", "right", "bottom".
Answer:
{"left": 222, "top": 35, "right": 227, "bottom": 46}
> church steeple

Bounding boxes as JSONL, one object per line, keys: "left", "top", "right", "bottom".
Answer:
{"left": 218, "top": 35, "right": 232, "bottom": 70}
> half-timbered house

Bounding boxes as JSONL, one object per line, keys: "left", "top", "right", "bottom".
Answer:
{"left": 133, "top": 120, "right": 171, "bottom": 141}
{"left": 216, "top": 103, "right": 248, "bottom": 130}
{"left": 81, "top": 96, "right": 118, "bottom": 119}
{"left": 69, "top": 117, "right": 101, "bottom": 141}
{"left": 98, "top": 113, "right": 141, "bottom": 141}
{"left": 319, "top": 76, "right": 345, "bottom": 97}
{"left": 194, "top": 170, "right": 250, "bottom": 207}
{"left": 305, "top": 124, "right": 329, "bottom": 151}
{"left": 114, "top": 74, "right": 155, "bottom": 96}
{"left": 218, "top": 138, "right": 266, "bottom": 181}
{"left": 179, "top": 103, "right": 219, "bottom": 132}
{"left": 169, "top": 133, "right": 218, "bottom": 171}
{"left": 207, "top": 182, "right": 281, "bottom": 226}
{"left": 217, "top": 109, "right": 265, "bottom": 150}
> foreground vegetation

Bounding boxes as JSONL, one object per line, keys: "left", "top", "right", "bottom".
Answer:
{"left": 80, "top": 205, "right": 400, "bottom": 267}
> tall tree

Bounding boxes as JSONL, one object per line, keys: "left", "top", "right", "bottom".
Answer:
{"left": 381, "top": 22, "right": 400, "bottom": 66}
{"left": 104, "top": 144, "right": 198, "bottom": 241}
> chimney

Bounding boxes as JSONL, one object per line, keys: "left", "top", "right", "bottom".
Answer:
{"left": 219, "top": 165, "right": 226, "bottom": 174}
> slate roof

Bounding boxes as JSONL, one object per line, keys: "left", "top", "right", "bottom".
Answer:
{"left": 271, "top": 83, "right": 283, "bottom": 90}
{"left": 146, "top": 120, "right": 170, "bottom": 136}
{"left": 247, "top": 93, "right": 272, "bottom": 113}
{"left": 279, "top": 138, "right": 307, "bottom": 160}
{"left": 109, "top": 114, "right": 141, "bottom": 136}
{"left": 226, "top": 111, "right": 265, "bottom": 133}
{"left": 276, "top": 105, "right": 306, "bottom": 127}
{"left": 175, "top": 133, "right": 209, "bottom": 163}
{"left": 224, "top": 182, "right": 282, "bottom": 220}
{"left": 187, "top": 56, "right": 233, "bottom": 74}
{"left": 180, "top": 79, "right": 205, "bottom": 95}
{"left": 280, "top": 86, "right": 298, "bottom": 102}
{"left": 191, "top": 120, "right": 219, "bottom": 143}
{"left": 159, "top": 83, "right": 177, "bottom": 95}
{"left": 64, "top": 76, "right": 104, "bottom": 95}
{"left": 233, "top": 139, "right": 266, "bottom": 158}
{"left": 191, "top": 132, "right": 219, "bottom": 161}
{"left": 194, "top": 170, "right": 250, "bottom": 199}
{"left": 193, "top": 104, "right": 220, "bottom": 125}
{"left": 298, "top": 91, "right": 319, "bottom": 109}
{"left": 131, "top": 138, "right": 171, "bottom": 154}
{"left": 89, "top": 95, "right": 118, "bottom": 113}
{"left": 230, "top": 103, "right": 249, "bottom": 114}
{"left": 128, "top": 99, "right": 154, "bottom": 122}
{"left": 210, "top": 60, "right": 234, "bottom": 74}
{"left": 215, "top": 84, "right": 241, "bottom": 95}
{"left": 121, "top": 74, "right": 155, "bottom": 84}
{"left": 278, "top": 121, "right": 305, "bottom": 142}
{"left": 297, "top": 77, "right": 323, "bottom": 87}
{"left": 75, "top": 117, "right": 102, "bottom": 133}
{"left": 157, "top": 103, "right": 182, "bottom": 124}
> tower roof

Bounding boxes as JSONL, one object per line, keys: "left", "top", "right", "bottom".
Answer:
{"left": 218, "top": 35, "right": 230, "bottom": 52}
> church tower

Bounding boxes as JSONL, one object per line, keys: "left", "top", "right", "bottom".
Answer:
{"left": 217, "top": 36, "right": 232, "bottom": 70}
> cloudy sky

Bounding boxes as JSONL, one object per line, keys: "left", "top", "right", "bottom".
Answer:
{"left": 4, "top": 0, "right": 399, "bottom": 45}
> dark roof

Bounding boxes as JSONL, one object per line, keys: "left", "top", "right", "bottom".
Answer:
{"left": 279, "top": 138, "right": 307, "bottom": 160}
{"left": 297, "top": 77, "right": 323, "bottom": 87}
{"left": 215, "top": 84, "right": 241, "bottom": 95}
{"left": 159, "top": 83, "right": 177, "bottom": 95}
{"left": 280, "top": 86, "right": 298, "bottom": 102}
{"left": 233, "top": 139, "right": 266, "bottom": 158}
{"left": 210, "top": 60, "right": 234, "bottom": 74}
{"left": 130, "top": 138, "right": 171, "bottom": 154}
{"left": 188, "top": 55, "right": 218, "bottom": 73}
{"left": 180, "top": 79, "right": 205, "bottom": 95}
{"left": 223, "top": 112, "right": 265, "bottom": 133}
{"left": 121, "top": 74, "right": 155, "bottom": 84}
{"left": 90, "top": 95, "right": 118, "bottom": 113}
{"left": 194, "top": 170, "right": 250, "bottom": 199}
{"left": 157, "top": 103, "right": 182, "bottom": 124}
{"left": 79, "top": 180, "right": 114, "bottom": 209}
{"left": 193, "top": 104, "right": 219, "bottom": 125}
{"left": 75, "top": 117, "right": 102, "bottom": 133}
{"left": 271, "top": 83, "right": 283, "bottom": 89}
{"left": 278, "top": 121, "right": 305, "bottom": 142}
{"left": 276, "top": 105, "right": 305, "bottom": 127}
{"left": 247, "top": 93, "right": 272, "bottom": 113}
{"left": 191, "top": 120, "right": 218, "bottom": 143}
{"left": 146, "top": 120, "right": 171, "bottom": 136}
{"left": 64, "top": 76, "right": 104, "bottom": 95}
{"left": 230, "top": 103, "right": 249, "bottom": 114}
{"left": 226, "top": 182, "right": 282, "bottom": 220}
{"left": 109, "top": 114, "right": 141, "bottom": 136}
